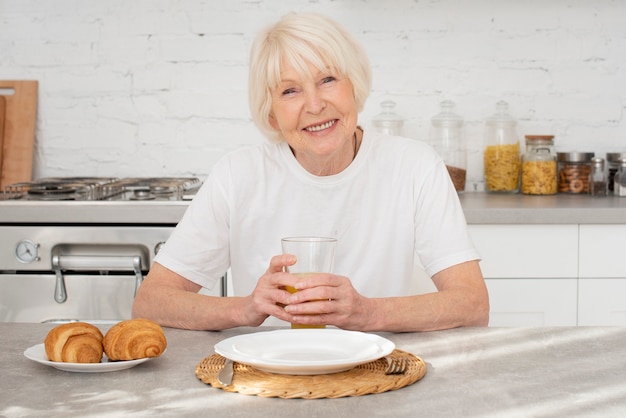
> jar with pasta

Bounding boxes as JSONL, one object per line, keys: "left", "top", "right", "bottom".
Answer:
{"left": 521, "top": 135, "right": 557, "bottom": 195}
{"left": 483, "top": 101, "right": 520, "bottom": 193}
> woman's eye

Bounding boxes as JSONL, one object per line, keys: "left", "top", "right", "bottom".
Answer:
{"left": 321, "top": 76, "right": 336, "bottom": 84}
{"left": 281, "top": 88, "right": 296, "bottom": 96}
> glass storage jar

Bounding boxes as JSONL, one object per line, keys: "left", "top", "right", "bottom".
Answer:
{"left": 521, "top": 135, "right": 557, "bottom": 195}
{"left": 429, "top": 100, "right": 466, "bottom": 193}
{"left": 483, "top": 101, "right": 520, "bottom": 193}
{"left": 606, "top": 152, "right": 626, "bottom": 194}
{"left": 614, "top": 158, "right": 626, "bottom": 197}
{"left": 557, "top": 152, "right": 594, "bottom": 194}
{"left": 589, "top": 157, "right": 608, "bottom": 197}
{"left": 371, "top": 100, "right": 404, "bottom": 136}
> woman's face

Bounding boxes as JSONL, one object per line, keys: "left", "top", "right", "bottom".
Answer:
{"left": 268, "top": 58, "right": 358, "bottom": 175}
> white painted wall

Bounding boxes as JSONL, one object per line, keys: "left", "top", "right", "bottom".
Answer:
{"left": 2, "top": 0, "right": 625, "bottom": 190}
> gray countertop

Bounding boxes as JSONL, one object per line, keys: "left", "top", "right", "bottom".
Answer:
{"left": 2, "top": 323, "right": 626, "bottom": 417}
{"left": 0, "top": 200, "right": 189, "bottom": 224}
{"left": 1, "top": 193, "right": 626, "bottom": 225}
{"left": 459, "top": 192, "right": 626, "bottom": 224}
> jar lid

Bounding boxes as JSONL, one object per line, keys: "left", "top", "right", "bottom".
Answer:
{"left": 591, "top": 157, "right": 605, "bottom": 168}
{"left": 525, "top": 135, "right": 554, "bottom": 145}
{"left": 431, "top": 100, "right": 463, "bottom": 125}
{"left": 606, "top": 152, "right": 626, "bottom": 162}
{"left": 486, "top": 100, "right": 516, "bottom": 126}
{"left": 525, "top": 135, "right": 554, "bottom": 140}
{"left": 372, "top": 100, "right": 404, "bottom": 128}
{"left": 557, "top": 152, "right": 595, "bottom": 162}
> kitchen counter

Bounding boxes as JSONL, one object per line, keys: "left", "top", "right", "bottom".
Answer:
{"left": 0, "top": 200, "right": 189, "bottom": 224}
{"left": 1, "top": 193, "right": 626, "bottom": 225}
{"left": 459, "top": 192, "right": 626, "bottom": 224}
{"left": 2, "top": 324, "right": 626, "bottom": 417}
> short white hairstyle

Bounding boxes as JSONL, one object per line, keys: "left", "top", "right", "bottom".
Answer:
{"left": 248, "top": 12, "right": 372, "bottom": 142}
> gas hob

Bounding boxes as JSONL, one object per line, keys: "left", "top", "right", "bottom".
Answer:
{"left": 3, "top": 177, "right": 202, "bottom": 201}
{"left": 0, "top": 177, "right": 202, "bottom": 224}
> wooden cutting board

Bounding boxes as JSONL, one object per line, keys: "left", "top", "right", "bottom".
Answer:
{"left": 0, "top": 96, "right": 5, "bottom": 178}
{"left": 0, "top": 80, "right": 38, "bottom": 189}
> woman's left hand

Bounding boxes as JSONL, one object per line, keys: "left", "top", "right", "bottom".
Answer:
{"left": 283, "top": 273, "right": 372, "bottom": 330}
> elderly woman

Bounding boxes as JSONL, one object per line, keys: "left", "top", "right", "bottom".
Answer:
{"left": 133, "top": 12, "right": 489, "bottom": 331}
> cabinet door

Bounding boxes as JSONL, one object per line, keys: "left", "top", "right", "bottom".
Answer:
{"left": 579, "top": 225, "right": 626, "bottom": 278}
{"left": 486, "top": 278, "right": 578, "bottom": 326}
{"left": 578, "top": 225, "right": 626, "bottom": 325}
{"left": 468, "top": 225, "right": 578, "bottom": 279}
{"left": 578, "top": 279, "right": 626, "bottom": 325}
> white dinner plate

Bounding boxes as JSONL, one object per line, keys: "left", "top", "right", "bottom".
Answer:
{"left": 24, "top": 343, "right": 163, "bottom": 373}
{"left": 214, "top": 328, "right": 395, "bottom": 375}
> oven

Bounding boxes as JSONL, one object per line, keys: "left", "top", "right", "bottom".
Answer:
{"left": 0, "top": 177, "right": 225, "bottom": 323}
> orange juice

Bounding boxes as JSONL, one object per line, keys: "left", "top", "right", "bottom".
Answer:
{"left": 286, "top": 273, "right": 325, "bottom": 329}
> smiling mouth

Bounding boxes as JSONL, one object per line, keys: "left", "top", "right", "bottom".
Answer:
{"left": 304, "top": 120, "right": 336, "bottom": 132}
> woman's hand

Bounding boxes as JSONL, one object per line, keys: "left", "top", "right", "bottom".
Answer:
{"left": 282, "top": 273, "right": 373, "bottom": 330}
{"left": 244, "top": 254, "right": 301, "bottom": 325}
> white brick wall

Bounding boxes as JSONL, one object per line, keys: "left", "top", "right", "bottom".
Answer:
{"left": 1, "top": 0, "right": 625, "bottom": 190}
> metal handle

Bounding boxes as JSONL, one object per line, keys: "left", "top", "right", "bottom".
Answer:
{"left": 51, "top": 255, "right": 143, "bottom": 304}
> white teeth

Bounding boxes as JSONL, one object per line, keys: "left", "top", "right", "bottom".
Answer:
{"left": 305, "top": 120, "right": 335, "bottom": 132}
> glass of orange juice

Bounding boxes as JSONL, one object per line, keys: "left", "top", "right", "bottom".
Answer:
{"left": 281, "top": 236, "right": 337, "bottom": 329}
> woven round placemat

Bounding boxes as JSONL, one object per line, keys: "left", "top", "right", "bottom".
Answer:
{"left": 195, "top": 349, "right": 427, "bottom": 399}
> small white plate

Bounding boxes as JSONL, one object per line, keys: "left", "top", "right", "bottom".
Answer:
{"left": 24, "top": 343, "right": 162, "bottom": 373}
{"left": 214, "top": 328, "right": 394, "bottom": 375}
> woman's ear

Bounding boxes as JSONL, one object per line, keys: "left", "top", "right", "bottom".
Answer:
{"left": 268, "top": 113, "right": 279, "bottom": 130}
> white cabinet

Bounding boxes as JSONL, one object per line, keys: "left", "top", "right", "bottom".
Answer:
{"left": 469, "top": 224, "right": 626, "bottom": 326}
{"left": 578, "top": 279, "right": 626, "bottom": 325}
{"left": 578, "top": 225, "right": 626, "bottom": 325}
{"left": 468, "top": 224, "right": 578, "bottom": 278}
{"left": 468, "top": 225, "right": 579, "bottom": 326}
{"left": 486, "top": 278, "right": 578, "bottom": 326}
{"left": 579, "top": 225, "right": 626, "bottom": 278}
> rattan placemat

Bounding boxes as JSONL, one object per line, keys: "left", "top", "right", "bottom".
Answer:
{"left": 195, "top": 349, "right": 427, "bottom": 399}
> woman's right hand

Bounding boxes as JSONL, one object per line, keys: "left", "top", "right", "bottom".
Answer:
{"left": 243, "top": 254, "right": 298, "bottom": 326}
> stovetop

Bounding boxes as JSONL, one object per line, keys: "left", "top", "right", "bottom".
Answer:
{"left": 3, "top": 177, "right": 202, "bottom": 201}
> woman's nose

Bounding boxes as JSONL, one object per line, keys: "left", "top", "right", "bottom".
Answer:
{"left": 304, "top": 88, "right": 325, "bottom": 114}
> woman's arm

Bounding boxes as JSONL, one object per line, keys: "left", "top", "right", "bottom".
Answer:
{"left": 132, "top": 256, "right": 301, "bottom": 330}
{"left": 283, "top": 260, "right": 489, "bottom": 332}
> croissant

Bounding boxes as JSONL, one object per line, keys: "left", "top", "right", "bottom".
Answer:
{"left": 44, "top": 322, "right": 104, "bottom": 363}
{"left": 103, "top": 318, "right": 167, "bottom": 361}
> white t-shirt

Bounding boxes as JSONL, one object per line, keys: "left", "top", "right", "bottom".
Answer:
{"left": 155, "top": 130, "right": 480, "bottom": 323}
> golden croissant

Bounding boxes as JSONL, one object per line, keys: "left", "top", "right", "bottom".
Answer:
{"left": 44, "top": 322, "right": 104, "bottom": 363}
{"left": 103, "top": 318, "right": 167, "bottom": 361}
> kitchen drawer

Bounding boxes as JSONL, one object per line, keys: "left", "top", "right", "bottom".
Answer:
{"left": 578, "top": 278, "right": 626, "bottom": 325}
{"left": 468, "top": 225, "right": 578, "bottom": 279}
{"left": 579, "top": 225, "right": 626, "bottom": 278}
{"left": 486, "top": 278, "right": 578, "bottom": 326}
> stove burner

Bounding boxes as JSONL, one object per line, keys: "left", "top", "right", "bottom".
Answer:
{"left": 27, "top": 184, "right": 82, "bottom": 194}
{"left": 26, "top": 183, "right": 90, "bottom": 200}
{"left": 151, "top": 186, "right": 174, "bottom": 195}
{"left": 130, "top": 189, "right": 156, "bottom": 200}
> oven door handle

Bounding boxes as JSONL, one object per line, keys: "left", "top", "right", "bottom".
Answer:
{"left": 51, "top": 255, "right": 143, "bottom": 304}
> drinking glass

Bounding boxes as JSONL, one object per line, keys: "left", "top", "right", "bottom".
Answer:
{"left": 281, "top": 236, "right": 337, "bottom": 329}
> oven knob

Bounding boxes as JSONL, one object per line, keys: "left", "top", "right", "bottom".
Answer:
{"left": 15, "top": 240, "right": 40, "bottom": 263}
{"left": 154, "top": 241, "right": 166, "bottom": 255}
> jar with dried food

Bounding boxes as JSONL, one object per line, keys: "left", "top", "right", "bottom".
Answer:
{"left": 483, "top": 101, "right": 520, "bottom": 193}
{"left": 606, "top": 152, "right": 626, "bottom": 194}
{"left": 521, "top": 135, "right": 557, "bottom": 195}
{"left": 614, "top": 158, "right": 626, "bottom": 197}
{"left": 589, "top": 157, "right": 608, "bottom": 197}
{"left": 429, "top": 100, "right": 466, "bottom": 193}
{"left": 557, "top": 152, "right": 594, "bottom": 194}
